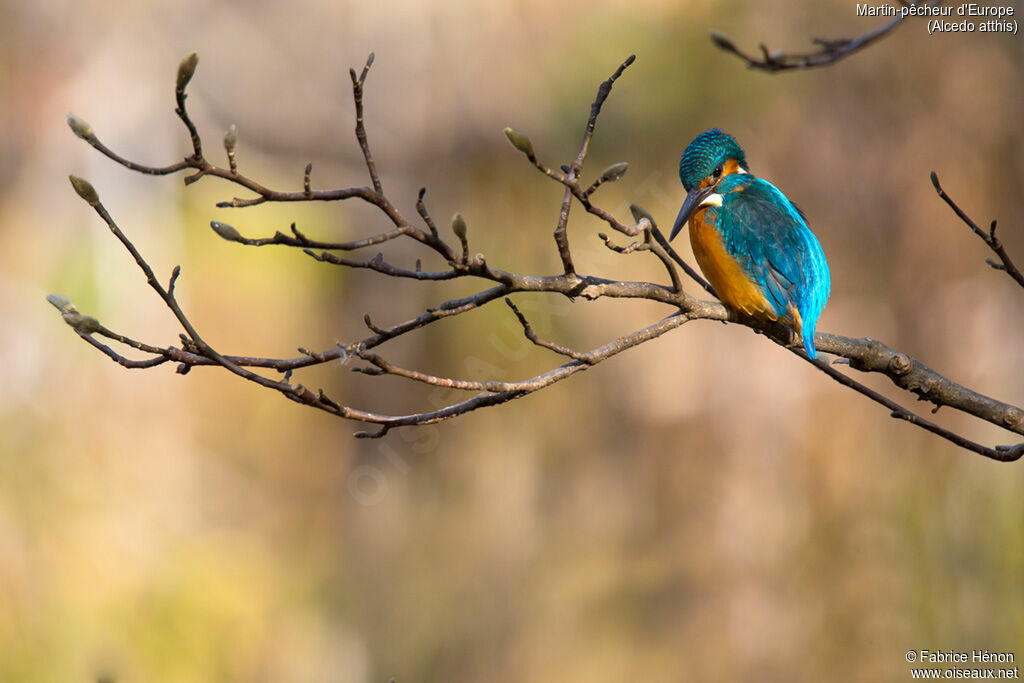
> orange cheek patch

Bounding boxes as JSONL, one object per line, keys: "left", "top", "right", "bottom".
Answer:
{"left": 722, "top": 159, "right": 744, "bottom": 176}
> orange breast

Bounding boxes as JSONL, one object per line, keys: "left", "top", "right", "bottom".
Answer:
{"left": 689, "top": 209, "right": 778, "bottom": 320}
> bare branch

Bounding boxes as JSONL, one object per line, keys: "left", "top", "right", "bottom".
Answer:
{"left": 55, "top": 51, "right": 1024, "bottom": 462}
{"left": 648, "top": 225, "right": 716, "bottom": 297}
{"left": 931, "top": 172, "right": 1024, "bottom": 291}
{"left": 504, "top": 298, "right": 593, "bottom": 363}
{"left": 341, "top": 310, "right": 692, "bottom": 438}
{"left": 210, "top": 220, "right": 416, "bottom": 252}
{"left": 555, "top": 54, "right": 636, "bottom": 276}
{"left": 573, "top": 55, "right": 635, "bottom": 174}
{"left": 175, "top": 52, "right": 203, "bottom": 159}
{"left": 644, "top": 226, "right": 683, "bottom": 294}
{"left": 349, "top": 52, "right": 382, "bottom": 194}
{"left": 304, "top": 248, "right": 458, "bottom": 280}
{"left": 803, "top": 348, "right": 1024, "bottom": 462}
{"left": 711, "top": 0, "right": 945, "bottom": 73}
{"left": 416, "top": 188, "right": 440, "bottom": 239}
{"left": 80, "top": 330, "right": 174, "bottom": 369}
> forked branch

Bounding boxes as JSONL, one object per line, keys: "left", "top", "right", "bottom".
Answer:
{"left": 710, "top": 0, "right": 946, "bottom": 73}
{"left": 930, "top": 172, "right": 1024, "bottom": 291}
{"left": 55, "top": 52, "right": 1023, "bottom": 460}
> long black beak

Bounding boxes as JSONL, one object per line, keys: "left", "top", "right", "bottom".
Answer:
{"left": 670, "top": 186, "right": 714, "bottom": 241}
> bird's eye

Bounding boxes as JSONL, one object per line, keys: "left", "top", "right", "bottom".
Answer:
{"left": 712, "top": 164, "right": 723, "bottom": 179}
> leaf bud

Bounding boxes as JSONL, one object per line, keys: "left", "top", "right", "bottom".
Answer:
{"left": 176, "top": 52, "right": 199, "bottom": 90}
{"left": 66, "top": 113, "right": 94, "bottom": 140}
{"left": 503, "top": 127, "right": 534, "bottom": 157}
{"left": 46, "top": 294, "right": 78, "bottom": 314}
{"left": 210, "top": 221, "right": 242, "bottom": 242}
{"left": 223, "top": 124, "right": 237, "bottom": 152}
{"left": 710, "top": 31, "right": 737, "bottom": 51}
{"left": 69, "top": 175, "right": 100, "bottom": 205}
{"left": 629, "top": 203, "right": 654, "bottom": 227}
{"left": 599, "top": 162, "right": 629, "bottom": 182}
{"left": 451, "top": 213, "right": 467, "bottom": 240}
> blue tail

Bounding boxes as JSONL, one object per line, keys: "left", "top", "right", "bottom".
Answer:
{"left": 802, "top": 324, "right": 817, "bottom": 360}
{"left": 797, "top": 226, "right": 830, "bottom": 361}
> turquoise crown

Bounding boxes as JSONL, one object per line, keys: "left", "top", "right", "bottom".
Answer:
{"left": 678, "top": 129, "right": 748, "bottom": 191}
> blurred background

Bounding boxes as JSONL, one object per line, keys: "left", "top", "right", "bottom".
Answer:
{"left": 2, "top": 0, "right": 1023, "bottom": 680}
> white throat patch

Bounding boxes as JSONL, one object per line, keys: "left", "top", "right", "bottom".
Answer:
{"left": 700, "top": 193, "right": 724, "bottom": 208}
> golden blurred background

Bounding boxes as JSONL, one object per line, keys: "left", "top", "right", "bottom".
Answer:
{"left": 2, "top": 0, "right": 1023, "bottom": 680}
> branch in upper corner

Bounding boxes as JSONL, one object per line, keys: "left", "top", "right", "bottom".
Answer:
{"left": 931, "top": 172, "right": 1024, "bottom": 291}
{"left": 709, "top": 0, "right": 945, "bottom": 73}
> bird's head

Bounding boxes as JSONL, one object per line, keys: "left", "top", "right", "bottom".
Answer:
{"left": 671, "top": 129, "right": 749, "bottom": 240}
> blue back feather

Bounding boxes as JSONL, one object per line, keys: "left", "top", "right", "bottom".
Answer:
{"left": 711, "top": 175, "right": 830, "bottom": 358}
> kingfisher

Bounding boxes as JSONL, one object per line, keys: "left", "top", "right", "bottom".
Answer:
{"left": 670, "top": 129, "right": 830, "bottom": 358}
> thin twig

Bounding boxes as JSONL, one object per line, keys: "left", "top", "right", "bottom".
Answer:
{"left": 711, "top": 0, "right": 945, "bottom": 73}
{"left": 504, "top": 298, "right": 594, "bottom": 362}
{"left": 174, "top": 54, "right": 203, "bottom": 159}
{"left": 213, "top": 220, "right": 416, "bottom": 251}
{"left": 648, "top": 225, "right": 716, "bottom": 296}
{"left": 552, "top": 55, "right": 637, "bottom": 276}
{"left": 931, "top": 172, "right": 1024, "bottom": 291}
{"left": 416, "top": 188, "right": 440, "bottom": 239}
{"left": 802, "top": 348, "right": 1023, "bottom": 462}
{"left": 350, "top": 53, "right": 382, "bottom": 195}
{"left": 644, "top": 226, "right": 683, "bottom": 294}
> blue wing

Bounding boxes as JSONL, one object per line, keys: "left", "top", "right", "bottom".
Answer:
{"left": 716, "top": 176, "right": 830, "bottom": 357}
